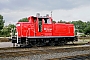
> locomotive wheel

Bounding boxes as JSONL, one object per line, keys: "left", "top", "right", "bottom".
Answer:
{"left": 58, "top": 40, "right": 67, "bottom": 46}
{"left": 31, "top": 41, "right": 41, "bottom": 47}
{"left": 31, "top": 42, "right": 37, "bottom": 47}
{"left": 58, "top": 41, "right": 65, "bottom": 46}
{"left": 37, "top": 42, "right": 44, "bottom": 46}
{"left": 58, "top": 42, "right": 62, "bottom": 46}
{"left": 35, "top": 42, "right": 40, "bottom": 47}
{"left": 34, "top": 42, "right": 45, "bottom": 47}
{"left": 49, "top": 41, "right": 55, "bottom": 46}
{"left": 58, "top": 42, "right": 64, "bottom": 46}
{"left": 19, "top": 44, "right": 31, "bottom": 48}
{"left": 20, "top": 42, "right": 27, "bottom": 47}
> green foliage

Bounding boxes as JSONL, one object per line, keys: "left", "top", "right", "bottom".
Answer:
{"left": 18, "top": 18, "right": 28, "bottom": 22}
{"left": 58, "top": 20, "right": 66, "bottom": 23}
{"left": 70, "top": 20, "right": 90, "bottom": 35}
{"left": 71, "top": 20, "right": 87, "bottom": 33}
{"left": 52, "top": 20, "right": 56, "bottom": 23}
{"left": 0, "top": 15, "right": 5, "bottom": 30}
{"left": 0, "top": 27, "right": 9, "bottom": 37}
{"left": 7, "top": 24, "right": 16, "bottom": 36}
{"left": 84, "top": 25, "right": 90, "bottom": 35}
{"left": 0, "top": 24, "right": 15, "bottom": 37}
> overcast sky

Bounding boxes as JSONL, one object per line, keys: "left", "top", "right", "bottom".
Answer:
{"left": 0, "top": 0, "right": 90, "bottom": 25}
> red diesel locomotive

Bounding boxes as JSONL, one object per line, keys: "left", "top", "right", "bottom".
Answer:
{"left": 12, "top": 13, "right": 78, "bottom": 47}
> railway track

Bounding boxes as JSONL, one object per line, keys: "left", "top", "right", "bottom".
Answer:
{"left": 0, "top": 43, "right": 87, "bottom": 53}
{"left": 0, "top": 44, "right": 90, "bottom": 60}
{"left": 48, "top": 54, "right": 90, "bottom": 60}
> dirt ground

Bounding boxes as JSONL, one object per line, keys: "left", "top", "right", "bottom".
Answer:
{"left": 0, "top": 38, "right": 10, "bottom": 42}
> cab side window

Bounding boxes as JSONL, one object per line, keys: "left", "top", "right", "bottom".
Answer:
{"left": 44, "top": 18, "right": 51, "bottom": 24}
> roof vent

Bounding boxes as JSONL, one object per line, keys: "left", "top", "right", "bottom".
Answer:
{"left": 46, "top": 14, "right": 49, "bottom": 17}
{"left": 36, "top": 13, "right": 40, "bottom": 17}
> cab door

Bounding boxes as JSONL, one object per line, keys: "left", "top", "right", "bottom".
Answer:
{"left": 35, "top": 18, "right": 43, "bottom": 36}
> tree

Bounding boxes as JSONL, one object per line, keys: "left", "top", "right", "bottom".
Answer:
{"left": 86, "top": 21, "right": 90, "bottom": 27}
{"left": 58, "top": 20, "right": 66, "bottom": 23}
{"left": 7, "top": 24, "right": 16, "bottom": 36}
{"left": 0, "top": 24, "right": 16, "bottom": 37}
{"left": 71, "top": 20, "right": 86, "bottom": 33}
{"left": 1, "top": 27, "right": 9, "bottom": 37}
{"left": 0, "top": 15, "right": 5, "bottom": 30}
{"left": 52, "top": 20, "right": 56, "bottom": 23}
{"left": 84, "top": 25, "right": 90, "bottom": 35}
{"left": 18, "top": 18, "right": 28, "bottom": 22}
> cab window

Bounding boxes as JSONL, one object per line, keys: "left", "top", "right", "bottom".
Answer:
{"left": 44, "top": 18, "right": 51, "bottom": 24}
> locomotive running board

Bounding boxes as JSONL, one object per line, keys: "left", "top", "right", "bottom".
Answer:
{"left": 27, "top": 36, "right": 75, "bottom": 38}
